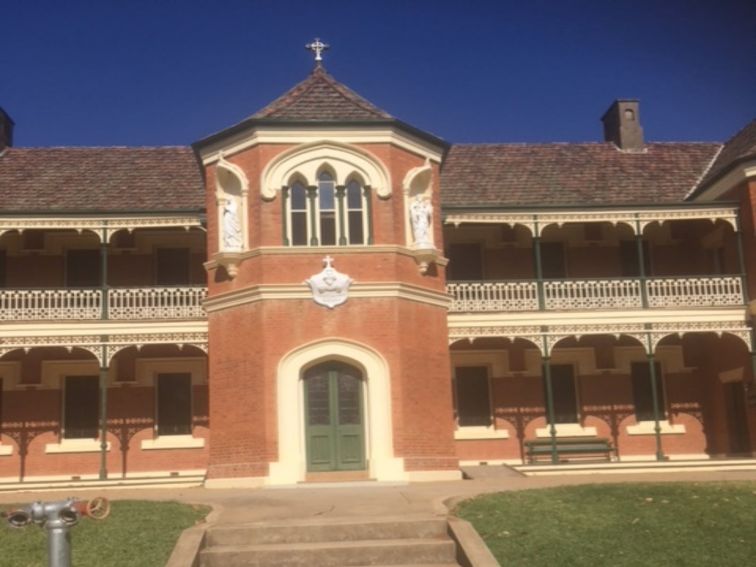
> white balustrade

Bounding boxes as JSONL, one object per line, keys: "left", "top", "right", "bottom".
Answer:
{"left": 0, "top": 289, "right": 102, "bottom": 320}
{"left": 108, "top": 287, "right": 207, "bottom": 319}
{"left": 0, "top": 287, "right": 207, "bottom": 321}
{"left": 646, "top": 276, "right": 743, "bottom": 308}
{"left": 544, "top": 279, "right": 643, "bottom": 310}
{"left": 447, "top": 281, "right": 539, "bottom": 312}
{"left": 447, "top": 276, "right": 743, "bottom": 313}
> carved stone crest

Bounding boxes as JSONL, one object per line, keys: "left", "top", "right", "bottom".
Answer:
{"left": 305, "top": 256, "right": 353, "bottom": 309}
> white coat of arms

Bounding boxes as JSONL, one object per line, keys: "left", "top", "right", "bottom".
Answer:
{"left": 305, "top": 256, "right": 353, "bottom": 309}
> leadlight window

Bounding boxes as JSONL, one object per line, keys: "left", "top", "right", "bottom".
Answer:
{"left": 283, "top": 171, "right": 370, "bottom": 247}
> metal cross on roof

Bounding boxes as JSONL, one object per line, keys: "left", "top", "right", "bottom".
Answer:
{"left": 305, "top": 38, "right": 329, "bottom": 64}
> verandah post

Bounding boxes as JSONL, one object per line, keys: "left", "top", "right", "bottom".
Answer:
{"left": 635, "top": 219, "right": 649, "bottom": 308}
{"left": 542, "top": 356, "right": 558, "bottom": 464}
{"left": 647, "top": 350, "right": 665, "bottom": 462}
{"left": 533, "top": 220, "right": 545, "bottom": 310}
{"left": 98, "top": 345, "right": 109, "bottom": 480}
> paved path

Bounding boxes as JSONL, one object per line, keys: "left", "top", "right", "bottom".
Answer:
{"left": 2, "top": 470, "right": 756, "bottom": 524}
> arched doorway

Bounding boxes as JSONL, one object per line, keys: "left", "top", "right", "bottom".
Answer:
{"left": 304, "top": 362, "right": 365, "bottom": 472}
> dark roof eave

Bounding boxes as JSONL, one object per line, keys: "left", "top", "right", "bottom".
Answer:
{"left": 440, "top": 201, "right": 740, "bottom": 214}
{"left": 193, "top": 117, "right": 449, "bottom": 152}
{"left": 687, "top": 152, "right": 756, "bottom": 200}
{"left": 0, "top": 209, "right": 206, "bottom": 217}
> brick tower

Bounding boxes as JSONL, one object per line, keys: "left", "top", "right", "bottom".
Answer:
{"left": 193, "top": 63, "right": 459, "bottom": 486}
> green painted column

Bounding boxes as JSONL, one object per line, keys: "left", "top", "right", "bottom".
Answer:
{"left": 635, "top": 222, "right": 648, "bottom": 308}
{"left": 98, "top": 346, "right": 109, "bottom": 480}
{"left": 647, "top": 351, "right": 665, "bottom": 462}
{"left": 735, "top": 225, "right": 748, "bottom": 305}
{"left": 100, "top": 229, "right": 109, "bottom": 319}
{"left": 542, "top": 356, "right": 558, "bottom": 464}
{"left": 533, "top": 224, "right": 545, "bottom": 310}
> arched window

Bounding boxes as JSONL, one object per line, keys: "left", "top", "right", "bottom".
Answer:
{"left": 283, "top": 171, "right": 370, "bottom": 247}
{"left": 318, "top": 171, "right": 337, "bottom": 246}
{"left": 345, "top": 178, "right": 365, "bottom": 245}
{"left": 290, "top": 180, "right": 308, "bottom": 246}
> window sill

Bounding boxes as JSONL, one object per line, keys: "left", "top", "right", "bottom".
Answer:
{"left": 535, "top": 424, "right": 598, "bottom": 438}
{"left": 140, "top": 435, "right": 205, "bottom": 450}
{"left": 454, "top": 427, "right": 510, "bottom": 440}
{"left": 626, "top": 421, "right": 686, "bottom": 436}
{"left": 0, "top": 445, "right": 13, "bottom": 456}
{"left": 45, "top": 440, "right": 110, "bottom": 454}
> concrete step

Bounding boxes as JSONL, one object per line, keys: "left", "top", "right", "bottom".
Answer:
{"left": 200, "top": 538, "right": 457, "bottom": 567}
{"left": 207, "top": 516, "right": 449, "bottom": 546}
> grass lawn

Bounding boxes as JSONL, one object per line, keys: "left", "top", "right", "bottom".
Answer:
{"left": 456, "top": 482, "right": 756, "bottom": 566}
{"left": 0, "top": 500, "right": 209, "bottom": 567}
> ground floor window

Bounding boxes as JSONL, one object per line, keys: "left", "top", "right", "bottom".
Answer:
{"left": 63, "top": 375, "right": 99, "bottom": 439}
{"left": 631, "top": 361, "right": 665, "bottom": 422}
{"left": 156, "top": 373, "right": 192, "bottom": 436}
{"left": 547, "top": 364, "right": 579, "bottom": 424}
{"left": 455, "top": 366, "right": 492, "bottom": 427}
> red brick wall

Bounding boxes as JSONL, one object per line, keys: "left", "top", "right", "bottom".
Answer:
{"left": 0, "top": 385, "right": 209, "bottom": 480}
{"left": 453, "top": 335, "right": 753, "bottom": 463}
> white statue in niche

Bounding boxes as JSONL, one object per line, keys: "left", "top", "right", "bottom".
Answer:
{"left": 410, "top": 194, "right": 433, "bottom": 247}
{"left": 222, "top": 197, "right": 243, "bottom": 251}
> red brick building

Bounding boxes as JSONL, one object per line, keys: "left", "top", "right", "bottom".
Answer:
{"left": 1, "top": 67, "right": 755, "bottom": 488}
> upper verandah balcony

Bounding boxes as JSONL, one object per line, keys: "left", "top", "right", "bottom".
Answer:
{"left": 0, "top": 219, "right": 207, "bottom": 323}
{"left": 444, "top": 205, "right": 748, "bottom": 314}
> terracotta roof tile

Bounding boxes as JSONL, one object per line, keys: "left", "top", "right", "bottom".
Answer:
{"left": 696, "top": 119, "right": 756, "bottom": 191}
{"left": 440, "top": 142, "right": 721, "bottom": 208}
{"left": 251, "top": 66, "right": 393, "bottom": 121}
{"left": 0, "top": 147, "right": 204, "bottom": 213}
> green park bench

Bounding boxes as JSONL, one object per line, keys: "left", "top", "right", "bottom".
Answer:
{"left": 524, "top": 437, "right": 614, "bottom": 464}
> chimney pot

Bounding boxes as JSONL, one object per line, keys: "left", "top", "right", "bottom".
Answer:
{"left": 0, "top": 107, "right": 14, "bottom": 151}
{"left": 601, "top": 99, "right": 644, "bottom": 151}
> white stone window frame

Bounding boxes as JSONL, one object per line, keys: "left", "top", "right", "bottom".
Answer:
{"left": 284, "top": 167, "right": 371, "bottom": 247}
{"left": 260, "top": 141, "right": 391, "bottom": 248}
{"left": 452, "top": 351, "right": 510, "bottom": 440}
{"left": 135, "top": 357, "right": 206, "bottom": 450}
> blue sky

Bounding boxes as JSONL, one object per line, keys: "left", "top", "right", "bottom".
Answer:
{"left": 2, "top": 0, "right": 754, "bottom": 147}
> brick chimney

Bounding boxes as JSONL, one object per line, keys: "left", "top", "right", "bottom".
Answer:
{"left": 601, "top": 99, "right": 643, "bottom": 151}
{"left": 0, "top": 107, "right": 14, "bottom": 151}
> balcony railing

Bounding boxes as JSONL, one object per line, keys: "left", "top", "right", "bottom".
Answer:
{"left": 448, "top": 276, "right": 744, "bottom": 313}
{"left": 0, "top": 286, "right": 207, "bottom": 322}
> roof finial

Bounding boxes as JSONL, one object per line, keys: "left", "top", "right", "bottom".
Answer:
{"left": 305, "top": 37, "right": 329, "bottom": 67}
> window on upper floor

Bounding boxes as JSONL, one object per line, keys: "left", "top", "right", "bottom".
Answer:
{"left": 283, "top": 170, "right": 370, "bottom": 247}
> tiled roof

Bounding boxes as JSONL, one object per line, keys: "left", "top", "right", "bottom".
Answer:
{"left": 251, "top": 66, "right": 394, "bottom": 121}
{"left": 440, "top": 142, "right": 722, "bottom": 208}
{"left": 697, "top": 120, "right": 756, "bottom": 191}
{"left": 0, "top": 147, "right": 204, "bottom": 213}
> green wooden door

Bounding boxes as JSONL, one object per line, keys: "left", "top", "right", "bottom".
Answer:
{"left": 305, "top": 363, "right": 365, "bottom": 472}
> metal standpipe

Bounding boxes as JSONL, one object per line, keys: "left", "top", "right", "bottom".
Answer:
{"left": 2, "top": 497, "right": 110, "bottom": 567}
